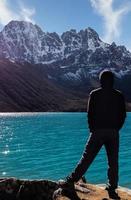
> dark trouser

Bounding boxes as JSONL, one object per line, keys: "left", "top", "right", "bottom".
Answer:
{"left": 68, "top": 129, "right": 119, "bottom": 189}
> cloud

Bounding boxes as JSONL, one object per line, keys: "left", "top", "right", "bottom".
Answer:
{"left": 19, "top": 1, "right": 36, "bottom": 23}
{"left": 90, "top": 0, "right": 131, "bottom": 43}
{"left": 0, "top": 0, "right": 17, "bottom": 25}
{"left": 0, "top": 0, "right": 35, "bottom": 27}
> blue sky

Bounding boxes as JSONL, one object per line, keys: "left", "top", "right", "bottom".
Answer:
{"left": 0, "top": 0, "right": 131, "bottom": 50}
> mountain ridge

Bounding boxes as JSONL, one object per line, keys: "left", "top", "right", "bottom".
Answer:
{"left": 0, "top": 20, "right": 131, "bottom": 66}
{"left": 1, "top": 20, "right": 131, "bottom": 81}
{"left": 0, "top": 21, "right": 131, "bottom": 111}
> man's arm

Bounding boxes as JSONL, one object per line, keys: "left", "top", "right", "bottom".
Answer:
{"left": 118, "top": 94, "right": 126, "bottom": 130}
{"left": 87, "top": 92, "right": 95, "bottom": 132}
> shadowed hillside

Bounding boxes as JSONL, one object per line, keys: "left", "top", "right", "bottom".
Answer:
{"left": 0, "top": 59, "right": 87, "bottom": 112}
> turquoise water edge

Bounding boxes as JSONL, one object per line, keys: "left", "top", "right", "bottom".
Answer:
{"left": 0, "top": 112, "right": 130, "bottom": 189}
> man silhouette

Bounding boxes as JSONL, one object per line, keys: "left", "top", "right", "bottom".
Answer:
{"left": 60, "top": 70, "right": 126, "bottom": 197}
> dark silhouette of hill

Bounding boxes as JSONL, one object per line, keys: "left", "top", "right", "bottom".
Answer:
{"left": 0, "top": 59, "right": 87, "bottom": 112}
{"left": 0, "top": 59, "right": 131, "bottom": 112}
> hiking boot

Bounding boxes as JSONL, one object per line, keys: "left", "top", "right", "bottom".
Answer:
{"left": 58, "top": 176, "right": 75, "bottom": 189}
{"left": 105, "top": 185, "right": 120, "bottom": 199}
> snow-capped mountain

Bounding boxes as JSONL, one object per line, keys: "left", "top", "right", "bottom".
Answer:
{"left": 0, "top": 21, "right": 131, "bottom": 65}
{"left": 0, "top": 21, "right": 109, "bottom": 63}
{"left": 0, "top": 21, "right": 63, "bottom": 63}
{"left": 0, "top": 20, "right": 131, "bottom": 83}
{"left": 0, "top": 21, "right": 131, "bottom": 111}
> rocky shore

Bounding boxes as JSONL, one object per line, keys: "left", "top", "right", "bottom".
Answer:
{"left": 0, "top": 177, "right": 131, "bottom": 200}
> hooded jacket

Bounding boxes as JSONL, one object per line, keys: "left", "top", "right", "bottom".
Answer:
{"left": 87, "top": 87, "right": 126, "bottom": 131}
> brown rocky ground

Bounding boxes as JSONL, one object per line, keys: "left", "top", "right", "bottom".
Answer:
{"left": 0, "top": 178, "right": 131, "bottom": 200}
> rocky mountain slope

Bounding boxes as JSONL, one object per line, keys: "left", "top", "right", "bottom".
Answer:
{"left": 0, "top": 21, "right": 131, "bottom": 69}
{"left": 0, "top": 59, "right": 87, "bottom": 112}
{"left": 0, "top": 20, "right": 131, "bottom": 111}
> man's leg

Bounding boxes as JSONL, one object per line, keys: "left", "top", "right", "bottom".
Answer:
{"left": 67, "top": 132, "right": 103, "bottom": 182}
{"left": 105, "top": 132, "right": 119, "bottom": 189}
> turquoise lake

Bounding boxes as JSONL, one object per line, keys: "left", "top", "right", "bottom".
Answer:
{"left": 0, "top": 112, "right": 130, "bottom": 188}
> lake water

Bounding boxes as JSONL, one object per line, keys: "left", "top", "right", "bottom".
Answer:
{"left": 0, "top": 112, "right": 130, "bottom": 189}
